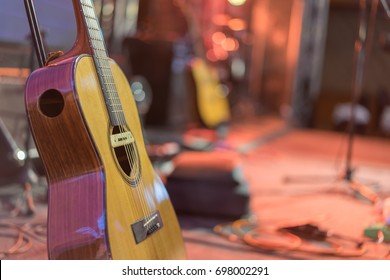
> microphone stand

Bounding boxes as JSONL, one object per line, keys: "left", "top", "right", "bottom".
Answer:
{"left": 284, "top": 0, "right": 381, "bottom": 205}
{"left": 344, "top": 0, "right": 369, "bottom": 182}
{"left": 338, "top": 0, "right": 379, "bottom": 203}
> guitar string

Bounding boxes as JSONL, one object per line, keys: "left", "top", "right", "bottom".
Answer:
{"left": 104, "top": 47, "right": 159, "bottom": 248}
{"left": 82, "top": 2, "right": 148, "bottom": 219}
{"left": 82, "top": 2, "right": 153, "bottom": 229}
{"left": 82, "top": 1, "right": 181, "bottom": 259}
{"left": 103, "top": 32, "right": 164, "bottom": 262}
{"left": 83, "top": 1, "right": 162, "bottom": 257}
{"left": 115, "top": 99, "right": 157, "bottom": 240}
{"left": 95, "top": 26, "right": 159, "bottom": 235}
{"left": 104, "top": 65, "right": 152, "bottom": 227}
{"left": 100, "top": 42, "right": 152, "bottom": 222}
{"left": 93, "top": 5, "right": 158, "bottom": 237}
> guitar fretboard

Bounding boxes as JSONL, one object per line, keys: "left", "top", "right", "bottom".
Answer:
{"left": 80, "top": 0, "right": 125, "bottom": 126}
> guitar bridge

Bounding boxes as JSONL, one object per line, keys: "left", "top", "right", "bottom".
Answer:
{"left": 131, "top": 211, "right": 163, "bottom": 244}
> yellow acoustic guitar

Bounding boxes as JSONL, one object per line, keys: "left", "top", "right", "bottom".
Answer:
{"left": 175, "top": 0, "right": 231, "bottom": 128}
{"left": 25, "top": 0, "right": 186, "bottom": 259}
{"left": 190, "top": 57, "right": 231, "bottom": 128}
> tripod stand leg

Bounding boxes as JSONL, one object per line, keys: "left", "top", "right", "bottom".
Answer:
{"left": 23, "top": 181, "right": 35, "bottom": 215}
{"left": 349, "top": 179, "right": 380, "bottom": 204}
{"left": 10, "top": 181, "right": 35, "bottom": 217}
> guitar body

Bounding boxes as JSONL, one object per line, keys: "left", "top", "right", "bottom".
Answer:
{"left": 173, "top": 0, "right": 230, "bottom": 129}
{"left": 26, "top": 54, "right": 186, "bottom": 259}
{"left": 190, "top": 58, "right": 230, "bottom": 128}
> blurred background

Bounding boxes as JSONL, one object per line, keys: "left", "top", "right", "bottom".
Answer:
{"left": 2, "top": 0, "right": 390, "bottom": 134}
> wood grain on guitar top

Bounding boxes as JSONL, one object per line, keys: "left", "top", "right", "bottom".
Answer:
{"left": 74, "top": 56, "right": 186, "bottom": 260}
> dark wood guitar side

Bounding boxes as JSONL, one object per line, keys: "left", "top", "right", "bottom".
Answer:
{"left": 26, "top": 58, "right": 107, "bottom": 259}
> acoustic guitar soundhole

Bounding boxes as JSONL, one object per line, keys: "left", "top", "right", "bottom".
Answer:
{"left": 111, "top": 125, "right": 141, "bottom": 186}
{"left": 38, "top": 89, "right": 65, "bottom": 118}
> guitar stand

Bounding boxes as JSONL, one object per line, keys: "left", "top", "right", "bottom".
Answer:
{"left": 284, "top": 0, "right": 382, "bottom": 205}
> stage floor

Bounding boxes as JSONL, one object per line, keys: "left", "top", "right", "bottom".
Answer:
{"left": 1, "top": 116, "right": 390, "bottom": 260}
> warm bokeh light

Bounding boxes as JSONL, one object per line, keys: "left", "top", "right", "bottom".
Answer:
{"left": 228, "top": 18, "right": 247, "bottom": 31}
{"left": 212, "top": 32, "right": 227, "bottom": 44}
{"left": 206, "top": 49, "right": 218, "bottom": 62}
{"left": 212, "top": 14, "right": 231, "bottom": 26}
{"left": 208, "top": 47, "right": 228, "bottom": 61}
{"left": 228, "top": 0, "right": 247, "bottom": 6}
{"left": 221, "top": 37, "right": 239, "bottom": 51}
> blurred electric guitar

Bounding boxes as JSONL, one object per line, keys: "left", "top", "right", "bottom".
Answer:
{"left": 25, "top": 0, "right": 186, "bottom": 260}
{"left": 175, "top": 0, "right": 230, "bottom": 128}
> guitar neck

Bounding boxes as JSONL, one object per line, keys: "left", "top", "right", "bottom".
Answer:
{"left": 175, "top": 0, "right": 207, "bottom": 60}
{"left": 74, "top": 0, "right": 125, "bottom": 126}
